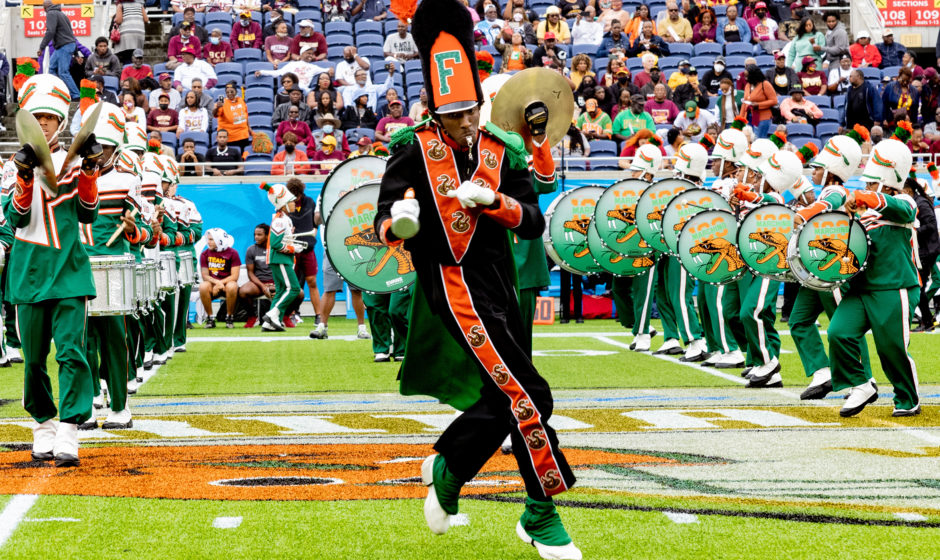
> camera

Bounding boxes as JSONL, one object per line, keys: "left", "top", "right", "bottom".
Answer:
{"left": 557, "top": 50, "right": 567, "bottom": 61}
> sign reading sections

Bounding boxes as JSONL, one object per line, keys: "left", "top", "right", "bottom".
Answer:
{"left": 21, "top": 5, "right": 93, "bottom": 37}
{"left": 876, "top": 0, "right": 940, "bottom": 27}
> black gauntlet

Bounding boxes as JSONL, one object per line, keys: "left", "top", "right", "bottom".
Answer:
{"left": 524, "top": 101, "right": 549, "bottom": 138}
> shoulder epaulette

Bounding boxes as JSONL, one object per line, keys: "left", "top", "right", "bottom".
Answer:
{"left": 482, "top": 122, "right": 529, "bottom": 171}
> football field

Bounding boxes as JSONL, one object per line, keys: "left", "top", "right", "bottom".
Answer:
{"left": 0, "top": 318, "right": 939, "bottom": 559}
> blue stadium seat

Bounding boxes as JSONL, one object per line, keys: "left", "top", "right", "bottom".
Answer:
{"left": 154, "top": 62, "right": 169, "bottom": 76}
{"left": 693, "top": 43, "right": 722, "bottom": 57}
{"left": 404, "top": 59, "right": 422, "bottom": 74}
{"left": 346, "top": 128, "right": 375, "bottom": 144}
{"left": 806, "top": 95, "right": 830, "bottom": 108}
{"left": 385, "top": 19, "right": 400, "bottom": 34}
{"left": 882, "top": 66, "right": 902, "bottom": 79}
{"left": 234, "top": 48, "right": 263, "bottom": 62}
{"left": 819, "top": 108, "right": 840, "bottom": 123}
{"left": 331, "top": 33, "right": 355, "bottom": 48}
{"left": 180, "top": 131, "right": 210, "bottom": 148}
{"left": 216, "top": 72, "right": 243, "bottom": 86}
{"left": 205, "top": 12, "right": 232, "bottom": 26}
{"left": 589, "top": 161, "right": 621, "bottom": 171}
{"left": 707, "top": 96, "right": 718, "bottom": 109}
{"left": 161, "top": 132, "right": 178, "bottom": 148}
{"left": 755, "top": 55, "right": 773, "bottom": 67}
{"left": 860, "top": 67, "right": 880, "bottom": 81}
{"left": 815, "top": 122, "right": 840, "bottom": 137}
{"left": 247, "top": 101, "right": 273, "bottom": 115}
{"left": 713, "top": 4, "right": 727, "bottom": 17}
{"left": 789, "top": 135, "right": 815, "bottom": 149}
{"left": 206, "top": 22, "right": 232, "bottom": 36}
{"left": 565, "top": 159, "right": 587, "bottom": 170}
{"left": 355, "top": 20, "right": 384, "bottom": 35}
{"left": 571, "top": 44, "right": 596, "bottom": 57}
{"left": 669, "top": 43, "right": 693, "bottom": 58}
{"left": 325, "top": 21, "right": 353, "bottom": 35}
{"left": 294, "top": 10, "right": 321, "bottom": 25}
{"left": 359, "top": 45, "right": 384, "bottom": 59}
{"left": 215, "top": 62, "right": 244, "bottom": 76}
{"left": 589, "top": 140, "right": 617, "bottom": 156}
{"left": 250, "top": 10, "right": 263, "bottom": 25}
{"left": 327, "top": 45, "right": 347, "bottom": 61}
{"left": 245, "top": 87, "right": 272, "bottom": 103}
{"left": 356, "top": 33, "right": 384, "bottom": 47}
{"left": 724, "top": 55, "right": 748, "bottom": 68}
{"left": 658, "top": 55, "right": 681, "bottom": 68}
{"left": 690, "top": 56, "right": 713, "bottom": 70}
{"left": 246, "top": 61, "right": 274, "bottom": 74}
{"left": 724, "top": 42, "right": 752, "bottom": 56}
{"left": 245, "top": 74, "right": 275, "bottom": 88}
{"left": 407, "top": 83, "right": 423, "bottom": 100}
{"left": 405, "top": 71, "right": 424, "bottom": 86}
{"left": 297, "top": 0, "right": 319, "bottom": 9}
{"left": 626, "top": 58, "right": 643, "bottom": 72}
{"left": 248, "top": 115, "right": 270, "bottom": 129}
{"left": 103, "top": 75, "right": 119, "bottom": 93}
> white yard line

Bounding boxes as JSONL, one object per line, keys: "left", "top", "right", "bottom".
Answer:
{"left": 663, "top": 511, "right": 700, "bottom": 524}
{"left": 212, "top": 516, "right": 243, "bottom": 529}
{"left": 0, "top": 495, "right": 38, "bottom": 549}
{"left": 23, "top": 517, "right": 81, "bottom": 523}
{"left": 894, "top": 512, "right": 928, "bottom": 522}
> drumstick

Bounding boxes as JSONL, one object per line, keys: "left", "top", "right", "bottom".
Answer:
{"left": 106, "top": 208, "right": 140, "bottom": 247}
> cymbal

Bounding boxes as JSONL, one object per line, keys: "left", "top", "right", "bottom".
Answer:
{"left": 15, "top": 109, "right": 58, "bottom": 197}
{"left": 61, "top": 102, "right": 102, "bottom": 182}
{"left": 490, "top": 67, "right": 575, "bottom": 149}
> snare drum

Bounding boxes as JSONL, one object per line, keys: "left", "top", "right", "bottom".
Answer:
{"left": 178, "top": 250, "right": 195, "bottom": 286}
{"left": 661, "top": 187, "right": 732, "bottom": 256}
{"left": 677, "top": 210, "right": 746, "bottom": 285}
{"left": 135, "top": 262, "right": 149, "bottom": 312}
{"left": 158, "top": 251, "right": 178, "bottom": 292}
{"left": 88, "top": 254, "right": 137, "bottom": 316}
{"left": 737, "top": 203, "right": 797, "bottom": 282}
{"left": 635, "top": 178, "right": 695, "bottom": 254}
{"left": 787, "top": 211, "right": 870, "bottom": 291}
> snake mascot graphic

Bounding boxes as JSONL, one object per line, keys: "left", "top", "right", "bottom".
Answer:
{"left": 344, "top": 226, "right": 416, "bottom": 277}
{"left": 809, "top": 237, "right": 860, "bottom": 275}
{"left": 563, "top": 217, "right": 592, "bottom": 257}
{"left": 749, "top": 231, "right": 790, "bottom": 270}
{"left": 690, "top": 238, "right": 746, "bottom": 275}
{"left": 607, "top": 207, "right": 649, "bottom": 247}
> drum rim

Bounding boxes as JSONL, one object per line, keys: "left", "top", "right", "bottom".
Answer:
{"left": 592, "top": 178, "right": 654, "bottom": 258}
{"left": 318, "top": 155, "right": 388, "bottom": 223}
{"left": 635, "top": 177, "right": 694, "bottom": 255}
{"left": 586, "top": 217, "right": 655, "bottom": 277}
{"left": 544, "top": 186, "right": 606, "bottom": 276}
{"left": 323, "top": 182, "right": 415, "bottom": 294}
{"left": 736, "top": 202, "right": 798, "bottom": 282}
{"left": 677, "top": 208, "right": 746, "bottom": 285}
{"left": 792, "top": 210, "right": 871, "bottom": 289}
{"left": 662, "top": 187, "right": 732, "bottom": 257}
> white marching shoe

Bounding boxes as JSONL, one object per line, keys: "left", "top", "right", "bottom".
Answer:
{"left": 800, "top": 368, "right": 832, "bottom": 400}
{"left": 127, "top": 378, "right": 139, "bottom": 395}
{"left": 745, "top": 357, "right": 782, "bottom": 388}
{"left": 6, "top": 347, "right": 22, "bottom": 364}
{"left": 702, "top": 352, "right": 721, "bottom": 366}
{"left": 714, "top": 349, "right": 745, "bottom": 369}
{"left": 31, "top": 419, "right": 57, "bottom": 461}
{"left": 654, "top": 338, "right": 683, "bottom": 355}
{"left": 102, "top": 407, "right": 133, "bottom": 429}
{"left": 516, "top": 522, "right": 583, "bottom": 560}
{"left": 679, "top": 338, "right": 707, "bottom": 362}
{"left": 840, "top": 380, "right": 878, "bottom": 417}
{"left": 261, "top": 311, "right": 285, "bottom": 332}
{"left": 53, "top": 422, "right": 79, "bottom": 467}
{"left": 631, "top": 333, "right": 652, "bottom": 352}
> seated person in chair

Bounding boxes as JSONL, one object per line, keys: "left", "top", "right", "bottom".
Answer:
{"left": 199, "top": 228, "right": 241, "bottom": 328}
{"left": 239, "top": 223, "right": 277, "bottom": 328}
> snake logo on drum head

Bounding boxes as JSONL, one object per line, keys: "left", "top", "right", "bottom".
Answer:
{"left": 591, "top": 178, "right": 654, "bottom": 258}
{"left": 544, "top": 187, "right": 606, "bottom": 276}
{"left": 788, "top": 211, "right": 869, "bottom": 291}
{"left": 677, "top": 210, "right": 746, "bottom": 285}
{"left": 635, "top": 178, "right": 694, "bottom": 254}
{"left": 737, "top": 203, "right": 797, "bottom": 282}
{"left": 661, "top": 187, "right": 732, "bottom": 256}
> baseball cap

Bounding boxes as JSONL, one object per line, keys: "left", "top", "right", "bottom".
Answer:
{"left": 300, "top": 44, "right": 315, "bottom": 54}
{"left": 883, "top": 28, "right": 893, "bottom": 36}
{"left": 754, "top": 1, "right": 767, "bottom": 9}
{"left": 678, "top": 59, "right": 690, "bottom": 66}
{"left": 389, "top": 99, "right": 403, "bottom": 107}
{"left": 484, "top": 3, "right": 496, "bottom": 11}
{"left": 239, "top": 10, "right": 251, "bottom": 17}
{"left": 544, "top": 31, "right": 556, "bottom": 40}
{"left": 688, "top": 66, "right": 698, "bottom": 74}
{"left": 181, "top": 46, "right": 196, "bottom": 56}
{"left": 585, "top": 98, "right": 597, "bottom": 110}
{"left": 546, "top": 5, "right": 561, "bottom": 14}
{"left": 159, "top": 92, "right": 170, "bottom": 100}
{"left": 789, "top": 84, "right": 804, "bottom": 95}
{"left": 299, "top": 19, "right": 314, "bottom": 28}
{"left": 684, "top": 100, "right": 697, "bottom": 112}
{"left": 357, "top": 136, "right": 371, "bottom": 146}
{"left": 159, "top": 72, "right": 171, "bottom": 80}
{"left": 773, "top": 50, "right": 785, "bottom": 59}
{"left": 926, "top": 67, "right": 939, "bottom": 79}
{"left": 616, "top": 68, "right": 628, "bottom": 76}
{"left": 857, "top": 30, "right": 870, "bottom": 39}
{"left": 840, "top": 53, "right": 851, "bottom": 61}
{"left": 321, "top": 135, "right": 337, "bottom": 146}
{"left": 132, "top": 48, "right": 144, "bottom": 58}
{"left": 180, "top": 21, "right": 191, "bottom": 28}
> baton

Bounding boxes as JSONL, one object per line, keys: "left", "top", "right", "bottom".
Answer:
{"left": 106, "top": 207, "right": 140, "bottom": 247}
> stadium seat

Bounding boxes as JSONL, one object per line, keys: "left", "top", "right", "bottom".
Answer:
{"left": 859, "top": 67, "right": 880, "bottom": 81}
{"left": 659, "top": 55, "right": 681, "bottom": 69}
{"left": 566, "top": 159, "right": 587, "bottom": 170}
{"left": 882, "top": 66, "right": 902, "bottom": 80}
{"left": 693, "top": 43, "right": 722, "bottom": 57}
{"left": 247, "top": 101, "right": 273, "bottom": 115}
{"left": 330, "top": 33, "right": 354, "bottom": 47}
{"left": 327, "top": 45, "right": 347, "bottom": 61}
{"left": 346, "top": 128, "right": 375, "bottom": 144}
{"left": 234, "top": 48, "right": 263, "bottom": 63}
{"left": 205, "top": 12, "right": 231, "bottom": 25}
{"left": 690, "top": 56, "right": 713, "bottom": 70}
{"left": 572, "top": 44, "right": 596, "bottom": 57}
{"left": 356, "top": 33, "right": 383, "bottom": 48}
{"left": 713, "top": 4, "right": 727, "bottom": 16}
{"left": 325, "top": 21, "right": 353, "bottom": 35}
{"left": 724, "top": 42, "right": 752, "bottom": 56}
{"left": 154, "top": 62, "right": 169, "bottom": 76}
{"left": 384, "top": 19, "right": 400, "bottom": 34}
{"left": 755, "top": 55, "right": 773, "bottom": 67}
{"left": 355, "top": 20, "right": 384, "bottom": 35}
{"left": 589, "top": 160, "right": 621, "bottom": 171}
{"left": 589, "top": 140, "right": 617, "bottom": 156}
{"left": 216, "top": 72, "right": 243, "bottom": 86}
{"left": 161, "top": 132, "right": 178, "bottom": 148}
{"left": 815, "top": 122, "right": 840, "bottom": 137}
{"left": 248, "top": 115, "right": 271, "bottom": 129}
{"left": 180, "top": 131, "right": 210, "bottom": 148}
{"left": 250, "top": 11, "right": 263, "bottom": 25}
{"left": 103, "top": 75, "right": 119, "bottom": 93}
{"left": 789, "top": 135, "right": 815, "bottom": 149}
{"left": 206, "top": 22, "right": 232, "bottom": 36}
{"left": 294, "top": 10, "right": 321, "bottom": 26}
{"left": 246, "top": 61, "right": 274, "bottom": 74}
{"left": 626, "top": 58, "right": 643, "bottom": 72}
{"left": 669, "top": 43, "right": 693, "bottom": 58}
{"left": 405, "top": 70, "right": 423, "bottom": 86}
{"left": 819, "top": 108, "right": 840, "bottom": 123}
{"left": 707, "top": 96, "right": 718, "bottom": 109}
{"left": 407, "top": 83, "right": 423, "bottom": 100}
{"left": 245, "top": 74, "right": 275, "bottom": 88}
{"left": 215, "top": 62, "right": 244, "bottom": 76}
{"left": 245, "top": 87, "right": 272, "bottom": 103}
{"left": 806, "top": 95, "right": 830, "bottom": 108}
{"left": 404, "top": 59, "right": 422, "bottom": 74}
{"left": 724, "top": 55, "right": 748, "bottom": 68}
{"left": 359, "top": 45, "right": 384, "bottom": 59}
{"left": 297, "top": 0, "right": 319, "bottom": 9}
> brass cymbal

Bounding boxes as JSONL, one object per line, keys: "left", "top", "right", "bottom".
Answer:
{"left": 490, "top": 67, "right": 575, "bottom": 150}
{"left": 15, "top": 109, "right": 58, "bottom": 197}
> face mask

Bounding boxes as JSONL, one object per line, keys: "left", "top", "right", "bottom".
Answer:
{"left": 356, "top": 79, "right": 366, "bottom": 86}
{"left": 513, "top": 12, "right": 523, "bottom": 21}
{"left": 277, "top": 32, "right": 288, "bottom": 38}
{"left": 681, "top": 67, "right": 689, "bottom": 74}
{"left": 618, "top": 76, "right": 628, "bottom": 84}
{"left": 323, "top": 124, "right": 334, "bottom": 133}
{"left": 714, "top": 63, "right": 725, "bottom": 73}
{"left": 240, "top": 18, "right": 250, "bottom": 26}
{"left": 210, "top": 37, "right": 220, "bottom": 45}
{"left": 181, "top": 33, "right": 190, "bottom": 40}
{"left": 125, "top": 100, "right": 134, "bottom": 108}
{"left": 285, "top": 144, "right": 295, "bottom": 153}
{"left": 159, "top": 103, "right": 169, "bottom": 110}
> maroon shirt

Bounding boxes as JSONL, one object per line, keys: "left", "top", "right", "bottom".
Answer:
{"left": 204, "top": 42, "right": 234, "bottom": 66}
{"left": 200, "top": 247, "right": 241, "bottom": 280}
{"left": 289, "top": 32, "right": 328, "bottom": 58}
{"left": 147, "top": 108, "right": 179, "bottom": 129}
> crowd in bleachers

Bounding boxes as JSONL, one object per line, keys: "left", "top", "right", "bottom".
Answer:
{"left": 32, "top": 0, "right": 940, "bottom": 174}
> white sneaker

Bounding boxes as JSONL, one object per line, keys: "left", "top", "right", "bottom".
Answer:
{"left": 136, "top": 367, "right": 144, "bottom": 383}
{"left": 31, "top": 419, "right": 57, "bottom": 461}
{"left": 374, "top": 352, "right": 390, "bottom": 362}
{"left": 714, "top": 349, "right": 745, "bottom": 368}
{"left": 745, "top": 357, "right": 782, "bottom": 387}
{"left": 632, "top": 333, "right": 651, "bottom": 352}
{"left": 6, "top": 347, "right": 22, "bottom": 363}
{"left": 53, "top": 422, "right": 79, "bottom": 467}
{"left": 168, "top": 347, "right": 175, "bottom": 359}
{"left": 309, "top": 323, "right": 328, "bottom": 339}
{"left": 800, "top": 368, "right": 832, "bottom": 400}
{"left": 654, "top": 338, "right": 682, "bottom": 355}
{"left": 261, "top": 311, "right": 285, "bottom": 332}
{"left": 93, "top": 393, "right": 105, "bottom": 409}
{"left": 680, "top": 338, "right": 708, "bottom": 362}
{"left": 840, "top": 380, "right": 878, "bottom": 417}
{"left": 702, "top": 352, "right": 720, "bottom": 366}
{"left": 174, "top": 345, "right": 186, "bottom": 352}
{"left": 515, "top": 522, "right": 583, "bottom": 560}
{"left": 421, "top": 455, "right": 453, "bottom": 535}
{"left": 153, "top": 352, "right": 168, "bottom": 365}
{"left": 102, "top": 407, "right": 133, "bottom": 429}
{"left": 127, "top": 378, "right": 139, "bottom": 395}
{"left": 357, "top": 325, "right": 371, "bottom": 339}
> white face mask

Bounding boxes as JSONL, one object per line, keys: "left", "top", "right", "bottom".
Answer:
{"left": 513, "top": 12, "right": 523, "bottom": 21}
{"left": 714, "top": 63, "right": 725, "bottom": 73}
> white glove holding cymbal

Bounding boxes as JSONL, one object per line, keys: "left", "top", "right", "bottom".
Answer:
{"left": 391, "top": 188, "right": 421, "bottom": 239}
{"left": 446, "top": 180, "right": 495, "bottom": 209}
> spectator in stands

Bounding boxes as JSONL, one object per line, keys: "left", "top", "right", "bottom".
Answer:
{"left": 85, "top": 36, "right": 122, "bottom": 79}
{"left": 569, "top": 54, "right": 595, "bottom": 88}
{"left": 923, "top": 108, "right": 940, "bottom": 142}
{"left": 571, "top": 6, "right": 603, "bottom": 46}
{"left": 307, "top": 73, "right": 343, "bottom": 111}
{"left": 735, "top": 56, "right": 756, "bottom": 89}
{"left": 574, "top": 75, "right": 599, "bottom": 110}
{"left": 309, "top": 135, "right": 345, "bottom": 175}
{"left": 112, "top": 0, "right": 147, "bottom": 63}
{"left": 272, "top": 132, "right": 312, "bottom": 174}
{"left": 667, "top": 59, "right": 692, "bottom": 90}
{"left": 121, "top": 50, "right": 156, "bottom": 89}
{"left": 476, "top": 4, "right": 506, "bottom": 45}
{"left": 150, "top": 73, "right": 182, "bottom": 109}
{"left": 265, "top": 21, "right": 294, "bottom": 67}
{"left": 701, "top": 57, "right": 732, "bottom": 96}
{"left": 577, "top": 98, "right": 613, "bottom": 139}
{"left": 122, "top": 91, "right": 148, "bottom": 125}
{"left": 714, "top": 76, "right": 742, "bottom": 129}
{"left": 610, "top": 67, "right": 639, "bottom": 100}
{"left": 277, "top": 105, "right": 314, "bottom": 146}
{"left": 743, "top": 63, "right": 777, "bottom": 136}
{"left": 600, "top": 0, "right": 630, "bottom": 33}
{"left": 553, "top": 124, "right": 590, "bottom": 159}
{"left": 179, "top": 138, "right": 205, "bottom": 176}
{"left": 691, "top": 8, "right": 716, "bottom": 44}
{"left": 167, "top": 21, "right": 204, "bottom": 70}
{"left": 613, "top": 93, "right": 655, "bottom": 141}
{"left": 262, "top": 10, "right": 293, "bottom": 39}
{"left": 841, "top": 69, "right": 882, "bottom": 130}
{"left": 311, "top": 113, "right": 351, "bottom": 156}
{"left": 232, "top": 11, "right": 263, "bottom": 50}
{"left": 149, "top": 130, "right": 175, "bottom": 155}
{"left": 232, "top": 0, "right": 261, "bottom": 12}
{"left": 765, "top": 51, "right": 798, "bottom": 95}
{"left": 349, "top": 135, "right": 373, "bottom": 157}
{"left": 275, "top": 73, "right": 299, "bottom": 105}
{"left": 634, "top": 54, "right": 663, "bottom": 88}
{"left": 341, "top": 67, "right": 395, "bottom": 110}
{"left": 618, "top": 128, "right": 664, "bottom": 168}
{"left": 170, "top": 8, "right": 208, "bottom": 43}
{"left": 494, "top": 29, "right": 533, "bottom": 72}
{"left": 84, "top": 76, "right": 118, "bottom": 108}
{"left": 181, "top": 78, "right": 215, "bottom": 112}
{"left": 375, "top": 88, "right": 400, "bottom": 118}
{"left": 199, "top": 228, "right": 241, "bottom": 328}
{"left": 639, "top": 66, "right": 669, "bottom": 98}
{"left": 255, "top": 46, "right": 334, "bottom": 91}
{"left": 177, "top": 90, "right": 210, "bottom": 136}
{"left": 375, "top": 99, "right": 413, "bottom": 142}
{"left": 311, "top": 91, "right": 339, "bottom": 124}
{"left": 674, "top": 67, "right": 707, "bottom": 109}
{"left": 172, "top": 0, "right": 208, "bottom": 13}
{"left": 148, "top": 92, "right": 180, "bottom": 133}
{"left": 674, "top": 99, "right": 714, "bottom": 142}
{"left": 340, "top": 91, "right": 379, "bottom": 129}
{"left": 663, "top": 126, "right": 685, "bottom": 159}
{"left": 748, "top": 2, "right": 782, "bottom": 53}
{"left": 206, "top": 129, "right": 244, "bottom": 175}
{"left": 778, "top": 0, "right": 804, "bottom": 40}
{"left": 716, "top": 4, "right": 750, "bottom": 44}
{"left": 900, "top": 51, "right": 924, "bottom": 82}
{"left": 827, "top": 54, "right": 853, "bottom": 96}
{"left": 173, "top": 47, "right": 218, "bottom": 91}
{"left": 336, "top": 46, "right": 372, "bottom": 88}
{"left": 408, "top": 87, "right": 428, "bottom": 121}
{"left": 797, "top": 56, "right": 826, "bottom": 96}
{"left": 507, "top": 7, "right": 538, "bottom": 44}
{"left": 907, "top": 125, "right": 934, "bottom": 154}
{"left": 38, "top": 0, "right": 81, "bottom": 99}
{"left": 351, "top": 0, "right": 386, "bottom": 23}
{"left": 877, "top": 29, "right": 905, "bottom": 69}
{"left": 921, "top": 68, "right": 940, "bottom": 119}
{"left": 215, "top": 80, "right": 254, "bottom": 150}
{"left": 660, "top": 2, "right": 692, "bottom": 43}
{"left": 273, "top": 87, "right": 310, "bottom": 128}
{"left": 646, "top": 82, "right": 679, "bottom": 125}
{"left": 557, "top": 0, "right": 586, "bottom": 18}
{"left": 627, "top": 20, "right": 668, "bottom": 58}
{"left": 239, "top": 224, "right": 275, "bottom": 329}
{"left": 322, "top": 0, "right": 351, "bottom": 21}
{"left": 780, "top": 84, "right": 821, "bottom": 125}
{"left": 290, "top": 20, "right": 328, "bottom": 61}
{"left": 593, "top": 83, "right": 614, "bottom": 115}
{"left": 205, "top": 28, "right": 235, "bottom": 65}
{"left": 532, "top": 33, "right": 564, "bottom": 67}
{"left": 822, "top": 13, "right": 848, "bottom": 70}
{"left": 119, "top": 77, "right": 145, "bottom": 109}
{"left": 538, "top": 6, "right": 571, "bottom": 44}
{"left": 850, "top": 31, "right": 881, "bottom": 69}
{"left": 384, "top": 22, "right": 419, "bottom": 62}
{"left": 883, "top": 66, "right": 919, "bottom": 127}
{"left": 598, "top": 57, "right": 626, "bottom": 87}
{"left": 786, "top": 17, "right": 824, "bottom": 72}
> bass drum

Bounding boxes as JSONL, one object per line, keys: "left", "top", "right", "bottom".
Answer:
{"left": 635, "top": 178, "right": 694, "bottom": 254}
{"left": 543, "top": 186, "right": 606, "bottom": 276}
{"left": 324, "top": 181, "right": 416, "bottom": 294}
{"left": 592, "top": 178, "right": 654, "bottom": 258}
{"left": 787, "top": 211, "right": 870, "bottom": 291}
{"left": 737, "top": 203, "right": 797, "bottom": 282}
{"left": 586, "top": 221, "right": 656, "bottom": 277}
{"left": 317, "top": 155, "right": 387, "bottom": 223}
{"left": 677, "top": 210, "right": 746, "bottom": 285}
{"left": 661, "top": 187, "right": 732, "bottom": 256}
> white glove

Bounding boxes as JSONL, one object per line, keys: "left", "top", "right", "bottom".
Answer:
{"left": 446, "top": 180, "right": 496, "bottom": 209}
{"left": 390, "top": 197, "right": 421, "bottom": 239}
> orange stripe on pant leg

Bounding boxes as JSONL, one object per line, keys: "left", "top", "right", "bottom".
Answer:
{"left": 438, "top": 264, "right": 568, "bottom": 496}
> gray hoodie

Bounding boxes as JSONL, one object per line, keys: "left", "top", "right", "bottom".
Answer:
{"left": 85, "top": 47, "right": 122, "bottom": 78}
{"left": 823, "top": 21, "right": 849, "bottom": 63}
{"left": 38, "top": 3, "right": 77, "bottom": 51}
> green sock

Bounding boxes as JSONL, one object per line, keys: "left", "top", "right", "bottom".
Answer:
{"left": 520, "top": 497, "right": 572, "bottom": 547}
{"left": 433, "top": 455, "right": 462, "bottom": 515}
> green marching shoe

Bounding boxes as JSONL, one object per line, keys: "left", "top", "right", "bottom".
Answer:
{"left": 516, "top": 498, "right": 582, "bottom": 560}
{"left": 420, "top": 454, "right": 463, "bottom": 534}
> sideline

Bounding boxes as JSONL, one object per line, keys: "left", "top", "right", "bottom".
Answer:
{"left": 0, "top": 495, "right": 38, "bottom": 549}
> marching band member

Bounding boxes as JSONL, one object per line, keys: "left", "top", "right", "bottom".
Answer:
{"left": 375, "top": 0, "right": 581, "bottom": 556}
{"left": 823, "top": 123, "right": 921, "bottom": 417}
{"left": 261, "top": 183, "right": 302, "bottom": 332}
{"left": 155, "top": 155, "right": 183, "bottom": 364}
{"left": 140, "top": 151, "right": 167, "bottom": 370}
{"left": 793, "top": 126, "right": 874, "bottom": 399}
{"left": 172, "top": 195, "right": 201, "bottom": 345}
{"left": 3, "top": 75, "right": 102, "bottom": 466}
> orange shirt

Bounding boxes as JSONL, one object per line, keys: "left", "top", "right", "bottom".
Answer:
{"left": 218, "top": 98, "right": 251, "bottom": 143}
{"left": 506, "top": 46, "right": 528, "bottom": 71}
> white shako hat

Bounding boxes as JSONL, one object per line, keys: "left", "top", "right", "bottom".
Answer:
{"left": 261, "top": 182, "right": 295, "bottom": 210}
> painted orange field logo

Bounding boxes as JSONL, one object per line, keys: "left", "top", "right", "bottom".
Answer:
{"left": 0, "top": 444, "right": 688, "bottom": 501}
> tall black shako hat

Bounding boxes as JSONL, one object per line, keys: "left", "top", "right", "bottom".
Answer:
{"left": 413, "top": 0, "right": 484, "bottom": 115}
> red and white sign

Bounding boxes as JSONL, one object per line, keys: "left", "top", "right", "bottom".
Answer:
{"left": 21, "top": 5, "right": 92, "bottom": 38}
{"left": 878, "top": 0, "right": 940, "bottom": 27}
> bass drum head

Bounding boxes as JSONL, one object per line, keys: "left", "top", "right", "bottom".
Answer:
{"left": 592, "top": 178, "right": 653, "bottom": 258}
{"left": 795, "top": 211, "right": 870, "bottom": 290}
{"left": 737, "top": 203, "right": 797, "bottom": 282}
{"left": 324, "top": 182, "right": 416, "bottom": 294}
{"left": 677, "top": 210, "right": 746, "bottom": 285}
{"left": 587, "top": 221, "right": 656, "bottom": 277}
{"left": 662, "top": 187, "right": 732, "bottom": 256}
{"left": 317, "top": 155, "right": 387, "bottom": 223}
{"left": 635, "top": 178, "right": 694, "bottom": 254}
{"left": 544, "top": 186, "right": 606, "bottom": 276}
{"left": 787, "top": 232, "right": 829, "bottom": 291}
